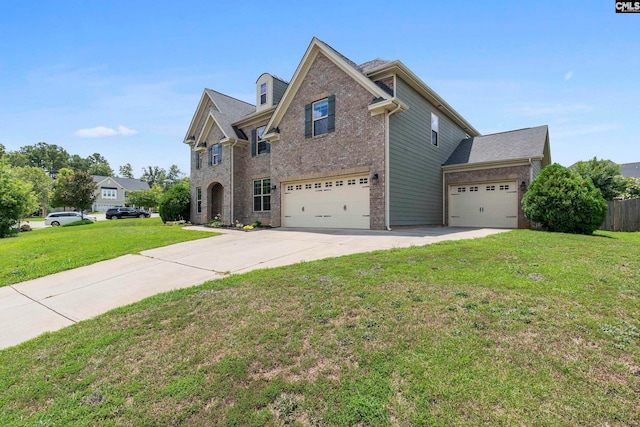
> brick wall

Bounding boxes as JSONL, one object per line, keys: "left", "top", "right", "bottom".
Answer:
{"left": 444, "top": 165, "right": 531, "bottom": 229}
{"left": 270, "top": 52, "right": 387, "bottom": 229}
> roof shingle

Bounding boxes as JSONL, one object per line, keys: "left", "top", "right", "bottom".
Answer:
{"left": 444, "top": 125, "right": 549, "bottom": 166}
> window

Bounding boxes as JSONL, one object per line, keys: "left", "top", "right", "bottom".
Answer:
{"left": 295, "top": 184, "right": 302, "bottom": 190}
{"left": 305, "top": 183, "right": 312, "bottom": 189}
{"left": 359, "top": 177, "right": 369, "bottom": 185}
{"left": 102, "top": 188, "right": 117, "bottom": 199}
{"left": 253, "top": 178, "right": 271, "bottom": 211}
{"left": 457, "top": 187, "right": 466, "bottom": 193}
{"left": 287, "top": 185, "right": 294, "bottom": 191}
{"left": 305, "top": 95, "right": 335, "bottom": 138}
{"left": 195, "top": 151, "right": 201, "bottom": 170}
{"left": 486, "top": 185, "right": 496, "bottom": 191}
{"left": 325, "top": 181, "right": 332, "bottom": 188}
{"left": 499, "top": 184, "right": 510, "bottom": 191}
{"left": 431, "top": 113, "right": 439, "bottom": 146}
{"left": 252, "top": 126, "right": 270, "bottom": 156}
{"left": 347, "top": 179, "right": 356, "bottom": 185}
{"left": 314, "top": 182, "right": 322, "bottom": 189}
{"left": 213, "top": 143, "right": 221, "bottom": 165}
{"left": 336, "top": 180, "right": 343, "bottom": 187}
{"left": 260, "top": 82, "right": 267, "bottom": 105}
{"left": 313, "top": 99, "right": 328, "bottom": 136}
{"left": 469, "top": 186, "right": 478, "bottom": 192}
{"left": 196, "top": 187, "right": 202, "bottom": 213}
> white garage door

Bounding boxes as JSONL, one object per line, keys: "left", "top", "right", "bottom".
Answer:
{"left": 449, "top": 182, "right": 518, "bottom": 228}
{"left": 282, "top": 175, "right": 370, "bottom": 229}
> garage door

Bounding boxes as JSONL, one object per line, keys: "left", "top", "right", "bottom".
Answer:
{"left": 282, "top": 175, "right": 370, "bottom": 229}
{"left": 449, "top": 182, "right": 518, "bottom": 228}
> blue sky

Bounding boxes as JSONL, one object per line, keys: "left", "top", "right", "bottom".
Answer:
{"left": 1, "top": 1, "right": 638, "bottom": 177}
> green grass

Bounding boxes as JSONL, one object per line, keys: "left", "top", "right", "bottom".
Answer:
{"left": 0, "top": 218, "right": 217, "bottom": 287}
{"left": 1, "top": 230, "right": 638, "bottom": 425}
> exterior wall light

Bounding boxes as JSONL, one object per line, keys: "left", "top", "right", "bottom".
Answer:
{"left": 520, "top": 181, "right": 527, "bottom": 192}
{"left": 372, "top": 173, "right": 379, "bottom": 181}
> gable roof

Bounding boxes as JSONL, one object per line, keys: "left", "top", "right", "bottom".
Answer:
{"left": 184, "top": 89, "right": 254, "bottom": 144}
{"left": 620, "top": 162, "right": 640, "bottom": 179}
{"left": 93, "top": 176, "right": 150, "bottom": 191}
{"left": 263, "top": 37, "right": 399, "bottom": 138}
{"left": 444, "top": 125, "right": 550, "bottom": 167}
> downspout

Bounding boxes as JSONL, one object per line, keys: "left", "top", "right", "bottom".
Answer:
{"left": 384, "top": 101, "right": 404, "bottom": 231}
{"left": 230, "top": 141, "right": 238, "bottom": 225}
{"left": 528, "top": 157, "right": 533, "bottom": 183}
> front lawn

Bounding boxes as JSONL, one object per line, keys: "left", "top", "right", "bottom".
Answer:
{"left": 0, "top": 218, "right": 217, "bottom": 287}
{"left": 0, "top": 230, "right": 638, "bottom": 425}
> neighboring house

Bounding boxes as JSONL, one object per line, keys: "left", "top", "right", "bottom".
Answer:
{"left": 620, "top": 162, "right": 640, "bottom": 179}
{"left": 183, "top": 37, "right": 551, "bottom": 230}
{"left": 92, "top": 176, "right": 150, "bottom": 212}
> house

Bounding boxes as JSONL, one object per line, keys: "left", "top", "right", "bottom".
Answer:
{"left": 183, "top": 37, "right": 551, "bottom": 230}
{"left": 620, "top": 162, "right": 640, "bottom": 179}
{"left": 92, "top": 176, "right": 150, "bottom": 212}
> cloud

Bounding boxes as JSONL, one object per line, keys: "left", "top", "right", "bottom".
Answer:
{"left": 75, "top": 125, "right": 138, "bottom": 138}
{"left": 506, "top": 103, "right": 593, "bottom": 117}
{"left": 564, "top": 71, "right": 573, "bottom": 81}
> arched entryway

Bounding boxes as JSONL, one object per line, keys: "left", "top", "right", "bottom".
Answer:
{"left": 208, "top": 182, "right": 224, "bottom": 223}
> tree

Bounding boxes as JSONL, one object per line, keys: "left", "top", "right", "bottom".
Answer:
{"left": 0, "top": 160, "right": 38, "bottom": 237}
{"left": 158, "top": 184, "right": 190, "bottom": 222}
{"left": 51, "top": 169, "right": 97, "bottom": 215}
{"left": 569, "top": 157, "right": 627, "bottom": 201}
{"left": 522, "top": 164, "right": 607, "bottom": 235}
{"left": 86, "top": 153, "right": 114, "bottom": 176}
{"left": 19, "top": 142, "right": 70, "bottom": 177}
{"left": 140, "top": 166, "right": 167, "bottom": 187}
{"left": 0, "top": 143, "right": 5, "bottom": 158}
{"left": 620, "top": 177, "right": 640, "bottom": 199}
{"left": 12, "top": 166, "right": 52, "bottom": 216}
{"left": 68, "top": 154, "right": 90, "bottom": 172}
{"left": 119, "top": 163, "right": 135, "bottom": 179}
{"left": 126, "top": 184, "right": 162, "bottom": 210}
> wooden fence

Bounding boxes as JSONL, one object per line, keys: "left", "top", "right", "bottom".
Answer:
{"left": 600, "top": 199, "right": 640, "bottom": 232}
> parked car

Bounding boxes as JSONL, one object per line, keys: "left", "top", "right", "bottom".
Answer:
{"left": 106, "top": 207, "right": 151, "bottom": 220}
{"left": 44, "top": 212, "right": 97, "bottom": 227}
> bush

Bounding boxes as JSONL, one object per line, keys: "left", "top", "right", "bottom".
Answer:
{"left": 158, "top": 185, "right": 190, "bottom": 223}
{"left": 20, "top": 224, "right": 32, "bottom": 232}
{"left": 522, "top": 163, "right": 607, "bottom": 235}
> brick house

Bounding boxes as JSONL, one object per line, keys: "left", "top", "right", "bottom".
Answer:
{"left": 183, "top": 38, "right": 551, "bottom": 230}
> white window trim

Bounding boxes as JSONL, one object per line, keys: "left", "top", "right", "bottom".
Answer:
{"left": 312, "top": 98, "right": 329, "bottom": 137}
{"left": 431, "top": 112, "right": 439, "bottom": 147}
{"left": 102, "top": 189, "right": 117, "bottom": 199}
{"left": 253, "top": 178, "right": 271, "bottom": 212}
{"left": 260, "top": 82, "right": 267, "bottom": 105}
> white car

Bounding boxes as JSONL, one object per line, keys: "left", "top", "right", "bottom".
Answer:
{"left": 44, "top": 212, "right": 97, "bottom": 227}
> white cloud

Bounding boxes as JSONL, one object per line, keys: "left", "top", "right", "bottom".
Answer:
{"left": 75, "top": 125, "right": 138, "bottom": 138}
{"left": 564, "top": 71, "right": 574, "bottom": 81}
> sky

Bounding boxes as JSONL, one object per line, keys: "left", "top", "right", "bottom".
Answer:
{"left": 1, "top": 1, "right": 638, "bottom": 177}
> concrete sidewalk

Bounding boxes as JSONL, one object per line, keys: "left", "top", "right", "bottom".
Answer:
{"left": 0, "top": 226, "right": 508, "bottom": 350}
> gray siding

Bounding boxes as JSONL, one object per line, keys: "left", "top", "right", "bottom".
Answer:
{"left": 531, "top": 159, "right": 542, "bottom": 180}
{"left": 389, "top": 77, "right": 470, "bottom": 225}
{"left": 272, "top": 79, "right": 288, "bottom": 106}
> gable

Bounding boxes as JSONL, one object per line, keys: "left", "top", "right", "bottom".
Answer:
{"left": 263, "top": 38, "right": 396, "bottom": 139}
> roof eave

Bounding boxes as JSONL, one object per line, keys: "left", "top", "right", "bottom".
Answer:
{"left": 370, "top": 61, "right": 480, "bottom": 137}
{"left": 232, "top": 106, "right": 275, "bottom": 127}
{"left": 442, "top": 157, "right": 543, "bottom": 172}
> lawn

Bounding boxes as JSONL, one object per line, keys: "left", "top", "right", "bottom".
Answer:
{"left": 0, "top": 218, "right": 217, "bottom": 287}
{"left": 0, "top": 230, "right": 638, "bottom": 425}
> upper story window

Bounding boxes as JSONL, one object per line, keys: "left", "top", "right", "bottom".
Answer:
{"left": 196, "top": 187, "right": 202, "bottom": 213}
{"left": 252, "top": 126, "right": 271, "bottom": 156}
{"left": 305, "top": 95, "right": 335, "bottom": 138}
{"left": 208, "top": 143, "right": 221, "bottom": 166}
{"left": 260, "top": 83, "right": 267, "bottom": 105}
{"left": 313, "top": 99, "right": 329, "bottom": 136}
{"left": 102, "top": 188, "right": 117, "bottom": 199}
{"left": 195, "top": 151, "right": 201, "bottom": 170}
{"left": 431, "top": 113, "right": 439, "bottom": 147}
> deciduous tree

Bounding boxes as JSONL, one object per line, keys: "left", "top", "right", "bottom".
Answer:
{"left": 0, "top": 161, "right": 38, "bottom": 237}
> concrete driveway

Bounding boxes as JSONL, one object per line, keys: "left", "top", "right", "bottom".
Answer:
{"left": 0, "top": 226, "right": 508, "bottom": 350}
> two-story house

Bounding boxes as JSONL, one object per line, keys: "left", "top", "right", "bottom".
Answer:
{"left": 92, "top": 176, "right": 150, "bottom": 212}
{"left": 183, "top": 38, "right": 551, "bottom": 230}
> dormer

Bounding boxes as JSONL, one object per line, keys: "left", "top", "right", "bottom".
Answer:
{"left": 256, "top": 73, "right": 289, "bottom": 112}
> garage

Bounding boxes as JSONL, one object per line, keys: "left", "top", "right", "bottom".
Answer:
{"left": 282, "top": 175, "right": 370, "bottom": 229}
{"left": 448, "top": 181, "right": 518, "bottom": 228}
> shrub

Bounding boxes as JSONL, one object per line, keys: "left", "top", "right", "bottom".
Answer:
{"left": 20, "top": 224, "right": 32, "bottom": 232}
{"left": 158, "top": 185, "right": 190, "bottom": 223}
{"left": 522, "top": 163, "right": 607, "bottom": 234}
